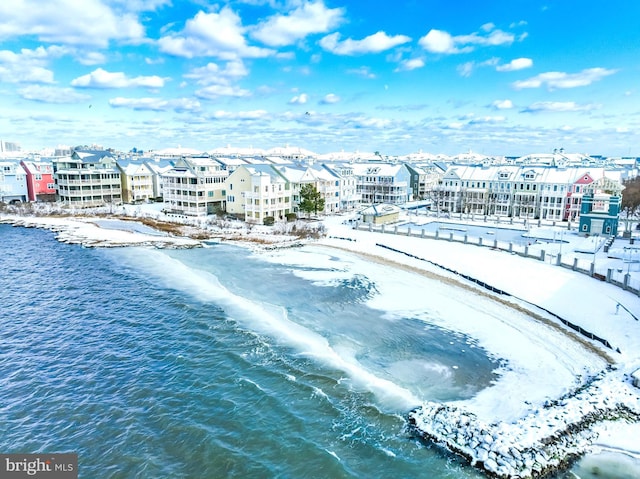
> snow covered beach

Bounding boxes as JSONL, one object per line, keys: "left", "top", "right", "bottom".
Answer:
{"left": 2, "top": 210, "right": 640, "bottom": 478}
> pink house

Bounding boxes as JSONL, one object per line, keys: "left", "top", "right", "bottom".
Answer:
{"left": 20, "top": 160, "right": 56, "bottom": 202}
{"left": 565, "top": 172, "right": 594, "bottom": 221}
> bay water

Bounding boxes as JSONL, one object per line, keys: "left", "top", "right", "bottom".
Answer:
{"left": 0, "top": 224, "right": 622, "bottom": 478}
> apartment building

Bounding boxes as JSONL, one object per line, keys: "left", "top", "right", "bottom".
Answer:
{"left": 434, "top": 164, "right": 624, "bottom": 221}
{"left": 322, "top": 163, "right": 361, "bottom": 211}
{"left": 53, "top": 150, "right": 122, "bottom": 208}
{"left": 351, "top": 163, "right": 412, "bottom": 205}
{"left": 226, "top": 164, "right": 291, "bottom": 223}
{"left": 162, "top": 156, "right": 228, "bottom": 216}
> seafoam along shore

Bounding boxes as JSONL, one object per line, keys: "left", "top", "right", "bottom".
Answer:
{"left": 409, "top": 369, "right": 640, "bottom": 478}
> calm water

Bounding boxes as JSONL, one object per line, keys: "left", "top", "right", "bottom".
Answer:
{"left": 0, "top": 224, "right": 624, "bottom": 478}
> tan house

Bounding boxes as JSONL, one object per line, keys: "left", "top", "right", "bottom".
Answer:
{"left": 117, "top": 160, "right": 154, "bottom": 203}
{"left": 225, "top": 164, "right": 292, "bottom": 223}
{"left": 360, "top": 203, "right": 401, "bottom": 225}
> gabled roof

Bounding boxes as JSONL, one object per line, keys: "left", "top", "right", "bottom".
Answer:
{"left": 71, "top": 149, "right": 115, "bottom": 163}
{"left": 117, "top": 160, "right": 152, "bottom": 176}
{"left": 350, "top": 162, "right": 407, "bottom": 176}
{"left": 20, "top": 160, "right": 54, "bottom": 174}
{"left": 360, "top": 203, "right": 401, "bottom": 216}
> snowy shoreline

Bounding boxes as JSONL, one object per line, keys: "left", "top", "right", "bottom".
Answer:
{"left": 3, "top": 211, "right": 640, "bottom": 477}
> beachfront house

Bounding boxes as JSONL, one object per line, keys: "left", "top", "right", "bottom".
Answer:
{"left": 275, "top": 164, "right": 341, "bottom": 215}
{"left": 432, "top": 164, "right": 625, "bottom": 221}
{"left": 322, "top": 163, "right": 361, "bottom": 211}
{"left": 225, "top": 164, "right": 292, "bottom": 223}
{"left": 0, "top": 161, "right": 28, "bottom": 203}
{"left": 405, "top": 163, "right": 446, "bottom": 201}
{"left": 161, "top": 156, "right": 228, "bottom": 216}
{"left": 351, "top": 163, "right": 412, "bottom": 205}
{"left": 53, "top": 150, "right": 122, "bottom": 208}
{"left": 578, "top": 176, "right": 623, "bottom": 236}
{"left": 20, "top": 160, "right": 56, "bottom": 202}
{"left": 143, "top": 159, "right": 174, "bottom": 201}
{"left": 117, "top": 160, "right": 154, "bottom": 204}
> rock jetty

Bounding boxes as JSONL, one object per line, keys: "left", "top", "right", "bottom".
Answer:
{"left": 409, "top": 370, "right": 640, "bottom": 478}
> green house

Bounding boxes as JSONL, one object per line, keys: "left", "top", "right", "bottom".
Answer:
{"left": 579, "top": 177, "right": 624, "bottom": 236}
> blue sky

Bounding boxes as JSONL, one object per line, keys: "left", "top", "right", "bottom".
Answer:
{"left": 0, "top": 0, "right": 638, "bottom": 156}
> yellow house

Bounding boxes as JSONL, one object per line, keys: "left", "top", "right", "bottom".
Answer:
{"left": 360, "top": 203, "right": 401, "bottom": 225}
{"left": 117, "top": 160, "right": 154, "bottom": 204}
{"left": 225, "top": 165, "right": 292, "bottom": 223}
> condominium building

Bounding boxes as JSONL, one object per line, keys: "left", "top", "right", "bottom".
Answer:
{"left": 53, "top": 150, "right": 122, "bottom": 208}
{"left": 226, "top": 164, "right": 291, "bottom": 223}
{"left": 117, "top": 160, "right": 154, "bottom": 204}
{"left": 434, "top": 165, "right": 624, "bottom": 221}
{"left": 351, "top": 163, "right": 412, "bottom": 205}
{"left": 162, "top": 156, "right": 228, "bottom": 216}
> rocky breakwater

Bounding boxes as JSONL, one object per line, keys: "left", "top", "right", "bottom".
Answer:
{"left": 409, "top": 370, "right": 640, "bottom": 478}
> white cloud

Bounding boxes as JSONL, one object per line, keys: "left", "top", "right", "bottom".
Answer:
{"left": 158, "top": 8, "right": 274, "bottom": 60}
{"left": 321, "top": 93, "right": 340, "bottom": 104}
{"left": 457, "top": 57, "right": 499, "bottom": 77}
{"left": 347, "top": 66, "right": 376, "bottom": 78}
{"left": 513, "top": 68, "right": 617, "bottom": 90}
{"left": 319, "top": 31, "right": 411, "bottom": 55}
{"left": 419, "top": 29, "right": 459, "bottom": 54}
{"left": 76, "top": 51, "right": 107, "bottom": 66}
{"left": 496, "top": 57, "right": 533, "bottom": 72}
{"left": 210, "top": 110, "right": 269, "bottom": 120}
{"left": 71, "top": 68, "right": 165, "bottom": 88}
{"left": 492, "top": 99, "right": 514, "bottom": 110}
{"left": 457, "top": 62, "right": 475, "bottom": 77}
{"left": 469, "top": 115, "right": 506, "bottom": 124}
{"left": 109, "top": 97, "right": 200, "bottom": 111}
{"left": 0, "top": 63, "right": 54, "bottom": 84}
{"left": 251, "top": 1, "right": 345, "bottom": 47}
{"left": 18, "top": 85, "right": 91, "bottom": 103}
{"left": 0, "top": 0, "right": 145, "bottom": 47}
{"left": 289, "top": 93, "right": 308, "bottom": 104}
{"left": 522, "top": 101, "right": 599, "bottom": 113}
{"left": 395, "top": 58, "right": 425, "bottom": 72}
{"left": 419, "top": 25, "right": 517, "bottom": 54}
{"left": 183, "top": 60, "right": 249, "bottom": 86}
{"left": 0, "top": 47, "right": 62, "bottom": 83}
{"left": 194, "top": 84, "right": 252, "bottom": 100}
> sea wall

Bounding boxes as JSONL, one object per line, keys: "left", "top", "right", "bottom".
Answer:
{"left": 409, "top": 371, "right": 640, "bottom": 478}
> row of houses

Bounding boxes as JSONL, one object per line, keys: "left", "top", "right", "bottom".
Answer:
{"left": 0, "top": 149, "right": 633, "bottom": 235}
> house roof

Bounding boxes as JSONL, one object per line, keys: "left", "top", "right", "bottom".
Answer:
{"left": 360, "top": 203, "right": 401, "bottom": 216}
{"left": 72, "top": 149, "right": 115, "bottom": 163}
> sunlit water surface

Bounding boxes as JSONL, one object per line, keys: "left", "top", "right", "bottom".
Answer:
{"left": 0, "top": 224, "right": 631, "bottom": 478}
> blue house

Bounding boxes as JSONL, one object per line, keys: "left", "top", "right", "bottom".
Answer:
{"left": 0, "top": 161, "right": 29, "bottom": 203}
{"left": 578, "top": 176, "right": 623, "bottom": 236}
